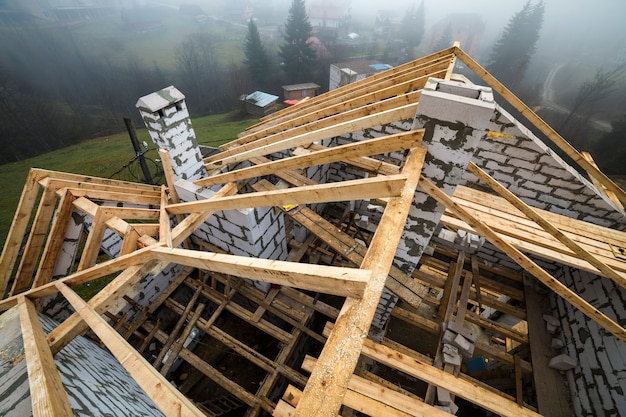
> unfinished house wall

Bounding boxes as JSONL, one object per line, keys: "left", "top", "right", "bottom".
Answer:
{"left": 0, "top": 307, "right": 163, "bottom": 417}
{"left": 551, "top": 266, "right": 626, "bottom": 417}
{"left": 328, "top": 78, "right": 497, "bottom": 330}
{"left": 465, "top": 105, "right": 626, "bottom": 229}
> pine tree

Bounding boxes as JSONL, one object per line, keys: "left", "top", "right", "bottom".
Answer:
{"left": 487, "top": 1, "right": 545, "bottom": 89}
{"left": 279, "top": 0, "right": 316, "bottom": 82}
{"left": 399, "top": 1, "right": 425, "bottom": 55}
{"left": 244, "top": 19, "right": 269, "bottom": 86}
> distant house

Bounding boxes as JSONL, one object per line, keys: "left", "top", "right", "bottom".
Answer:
{"left": 308, "top": 0, "right": 350, "bottom": 34}
{"left": 425, "top": 13, "right": 485, "bottom": 55}
{"left": 282, "top": 83, "right": 320, "bottom": 102}
{"left": 329, "top": 60, "right": 392, "bottom": 90}
{"left": 121, "top": 7, "right": 166, "bottom": 33}
{"left": 240, "top": 91, "right": 279, "bottom": 116}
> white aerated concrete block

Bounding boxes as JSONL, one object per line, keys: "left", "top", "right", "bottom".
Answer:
{"left": 437, "top": 387, "right": 451, "bottom": 405}
{"left": 549, "top": 354, "right": 577, "bottom": 371}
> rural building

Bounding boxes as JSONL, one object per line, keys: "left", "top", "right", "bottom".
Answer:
{"left": 0, "top": 45, "right": 625, "bottom": 417}
{"left": 281, "top": 83, "right": 320, "bottom": 102}
{"left": 241, "top": 91, "right": 279, "bottom": 116}
{"left": 329, "top": 60, "right": 393, "bottom": 90}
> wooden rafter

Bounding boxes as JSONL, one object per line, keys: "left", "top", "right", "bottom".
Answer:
{"left": 18, "top": 295, "right": 73, "bottom": 417}
{"left": 419, "top": 176, "right": 626, "bottom": 342}
{"left": 151, "top": 247, "right": 371, "bottom": 298}
{"left": 294, "top": 146, "right": 426, "bottom": 417}
{"left": 56, "top": 282, "right": 205, "bottom": 417}
{"left": 468, "top": 162, "right": 626, "bottom": 289}
{"left": 167, "top": 174, "right": 408, "bottom": 215}
{"left": 197, "top": 129, "right": 423, "bottom": 187}
{"left": 453, "top": 46, "right": 626, "bottom": 205}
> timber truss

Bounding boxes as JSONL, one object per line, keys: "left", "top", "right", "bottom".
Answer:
{"left": 1, "top": 45, "right": 625, "bottom": 417}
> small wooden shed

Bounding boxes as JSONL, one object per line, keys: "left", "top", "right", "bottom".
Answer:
{"left": 240, "top": 91, "right": 279, "bottom": 116}
{"left": 281, "top": 83, "right": 320, "bottom": 101}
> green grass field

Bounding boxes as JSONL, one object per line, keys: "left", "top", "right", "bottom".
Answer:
{"left": 0, "top": 112, "right": 257, "bottom": 253}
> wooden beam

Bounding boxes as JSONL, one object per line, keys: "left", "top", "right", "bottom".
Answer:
{"left": 468, "top": 162, "right": 626, "bottom": 290}
{"left": 359, "top": 338, "right": 542, "bottom": 417}
{"left": 294, "top": 146, "right": 426, "bottom": 417}
{"left": 581, "top": 151, "right": 623, "bottom": 209}
{"left": 56, "top": 282, "right": 205, "bottom": 416}
{"left": 167, "top": 174, "right": 407, "bottom": 215}
{"left": 12, "top": 179, "right": 58, "bottom": 295}
{"left": 151, "top": 247, "right": 370, "bottom": 298}
{"left": 454, "top": 46, "right": 626, "bottom": 205}
{"left": 207, "top": 104, "right": 418, "bottom": 168}
{"left": 301, "top": 357, "right": 452, "bottom": 417}
{"left": 197, "top": 130, "right": 424, "bottom": 187}
{"left": 18, "top": 295, "right": 73, "bottom": 417}
{"left": 47, "top": 258, "right": 162, "bottom": 355}
{"left": 419, "top": 176, "right": 626, "bottom": 342}
{"left": 0, "top": 246, "right": 156, "bottom": 313}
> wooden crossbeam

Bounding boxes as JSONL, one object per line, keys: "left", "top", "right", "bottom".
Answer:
{"left": 18, "top": 295, "right": 73, "bottom": 417}
{"left": 294, "top": 146, "right": 425, "bottom": 417}
{"left": 419, "top": 176, "right": 626, "bottom": 342}
{"left": 454, "top": 46, "right": 626, "bottom": 205}
{"left": 151, "top": 247, "right": 370, "bottom": 298}
{"left": 253, "top": 180, "right": 427, "bottom": 308}
{"left": 167, "top": 174, "right": 407, "bottom": 215}
{"left": 56, "top": 282, "right": 205, "bottom": 417}
{"left": 581, "top": 151, "right": 624, "bottom": 209}
{"left": 197, "top": 129, "right": 424, "bottom": 187}
{"left": 468, "top": 162, "right": 626, "bottom": 290}
{"left": 249, "top": 48, "right": 455, "bottom": 131}
{"left": 206, "top": 103, "right": 418, "bottom": 168}
{"left": 358, "top": 337, "right": 541, "bottom": 417}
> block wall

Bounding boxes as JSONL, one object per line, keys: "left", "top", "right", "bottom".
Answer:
{"left": 550, "top": 267, "right": 626, "bottom": 417}
{"left": 465, "top": 105, "right": 626, "bottom": 229}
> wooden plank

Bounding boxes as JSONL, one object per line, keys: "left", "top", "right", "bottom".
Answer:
{"left": 160, "top": 303, "right": 206, "bottom": 376}
{"left": 31, "top": 188, "right": 78, "bottom": 288}
{"left": 455, "top": 268, "right": 474, "bottom": 324}
{"left": 253, "top": 180, "right": 428, "bottom": 308}
{"left": 18, "top": 295, "right": 73, "bottom": 417}
{"left": 206, "top": 104, "right": 418, "bottom": 168}
{"left": 167, "top": 174, "right": 407, "bottom": 215}
{"left": 47, "top": 257, "right": 162, "bottom": 354}
{"left": 12, "top": 179, "right": 58, "bottom": 295}
{"left": 294, "top": 146, "right": 425, "bottom": 417}
{"left": 248, "top": 49, "right": 454, "bottom": 128}
{"left": 0, "top": 246, "right": 156, "bottom": 314}
{"left": 581, "top": 151, "right": 623, "bottom": 209}
{"left": 360, "top": 338, "right": 542, "bottom": 417}
{"left": 197, "top": 129, "right": 424, "bottom": 187}
{"left": 56, "top": 282, "right": 204, "bottom": 417}
{"left": 159, "top": 185, "right": 172, "bottom": 247}
{"left": 0, "top": 169, "right": 47, "bottom": 297}
{"left": 468, "top": 162, "right": 626, "bottom": 290}
{"left": 77, "top": 206, "right": 108, "bottom": 271}
{"left": 471, "top": 256, "right": 484, "bottom": 312}
{"left": 454, "top": 46, "right": 626, "bottom": 205}
{"left": 420, "top": 176, "right": 626, "bottom": 342}
{"left": 523, "top": 274, "right": 573, "bottom": 416}
{"left": 301, "top": 355, "right": 464, "bottom": 417}
{"left": 151, "top": 247, "right": 370, "bottom": 298}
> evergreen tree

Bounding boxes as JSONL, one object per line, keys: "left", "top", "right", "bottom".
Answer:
{"left": 433, "top": 22, "right": 453, "bottom": 52}
{"left": 279, "top": 0, "right": 316, "bottom": 82}
{"left": 591, "top": 116, "right": 626, "bottom": 175}
{"left": 487, "top": 1, "right": 545, "bottom": 89}
{"left": 399, "top": 1, "right": 425, "bottom": 55}
{"left": 244, "top": 19, "right": 269, "bottom": 86}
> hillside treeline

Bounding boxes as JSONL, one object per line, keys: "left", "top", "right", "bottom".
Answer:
{"left": 0, "top": 23, "right": 243, "bottom": 164}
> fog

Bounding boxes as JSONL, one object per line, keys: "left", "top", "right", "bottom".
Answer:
{"left": 0, "top": 0, "right": 625, "bottom": 171}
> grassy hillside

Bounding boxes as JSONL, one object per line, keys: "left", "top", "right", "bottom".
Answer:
{"left": 0, "top": 112, "right": 257, "bottom": 252}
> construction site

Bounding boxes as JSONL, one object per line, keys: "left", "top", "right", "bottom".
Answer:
{"left": 0, "top": 45, "right": 625, "bottom": 417}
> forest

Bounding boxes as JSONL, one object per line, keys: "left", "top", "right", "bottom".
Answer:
{"left": 0, "top": 0, "right": 624, "bottom": 175}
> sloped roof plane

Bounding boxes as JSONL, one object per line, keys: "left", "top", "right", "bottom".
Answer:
{"left": 0, "top": 45, "right": 625, "bottom": 417}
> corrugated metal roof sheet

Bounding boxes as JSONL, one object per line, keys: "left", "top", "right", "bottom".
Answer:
{"left": 243, "top": 91, "right": 279, "bottom": 108}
